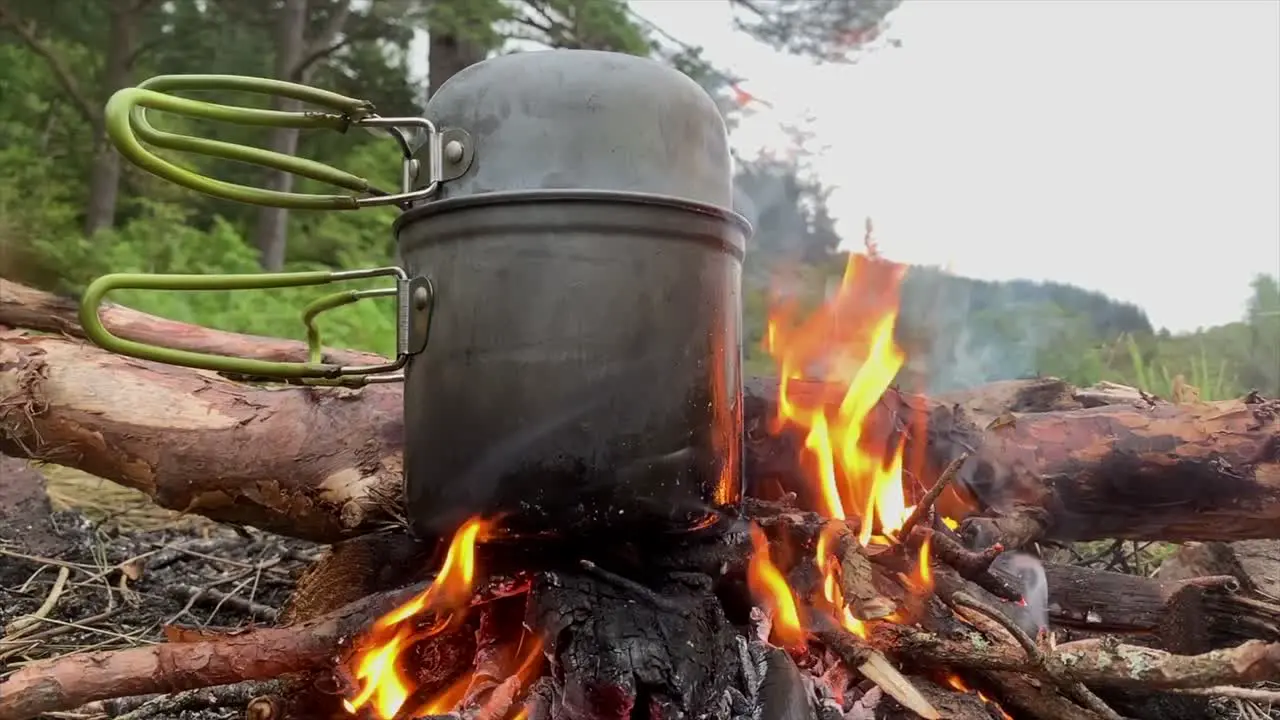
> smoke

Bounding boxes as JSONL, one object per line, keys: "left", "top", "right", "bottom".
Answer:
{"left": 992, "top": 552, "right": 1050, "bottom": 636}
{"left": 896, "top": 268, "right": 1072, "bottom": 393}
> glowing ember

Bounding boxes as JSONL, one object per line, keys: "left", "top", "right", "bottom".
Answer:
{"left": 945, "top": 674, "right": 1015, "bottom": 720}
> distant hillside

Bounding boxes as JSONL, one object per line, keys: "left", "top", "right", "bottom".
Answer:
{"left": 742, "top": 260, "right": 1156, "bottom": 392}
{"left": 895, "top": 266, "right": 1154, "bottom": 391}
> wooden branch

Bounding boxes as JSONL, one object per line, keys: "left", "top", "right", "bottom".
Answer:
{"left": 0, "top": 578, "right": 431, "bottom": 720}
{"left": 1042, "top": 564, "right": 1279, "bottom": 652}
{"left": 0, "top": 334, "right": 404, "bottom": 542}
{"left": 870, "top": 624, "right": 1280, "bottom": 690}
{"left": 1, "top": 280, "right": 1277, "bottom": 546}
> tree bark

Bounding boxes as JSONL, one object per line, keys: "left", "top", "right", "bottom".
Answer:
{"left": 82, "top": 0, "right": 140, "bottom": 237}
{"left": 250, "top": 0, "right": 354, "bottom": 271}
{"left": 428, "top": 15, "right": 489, "bottom": 95}
{"left": 1, "top": 280, "right": 1277, "bottom": 546}
{"left": 251, "top": 0, "right": 310, "bottom": 272}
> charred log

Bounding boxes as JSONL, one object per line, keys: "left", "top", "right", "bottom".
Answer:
{"left": 1042, "top": 564, "right": 1280, "bottom": 652}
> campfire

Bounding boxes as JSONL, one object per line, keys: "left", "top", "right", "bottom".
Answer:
{"left": 295, "top": 251, "right": 1248, "bottom": 720}
{"left": 334, "top": 251, "right": 994, "bottom": 720}
{"left": 2, "top": 258, "right": 1280, "bottom": 720}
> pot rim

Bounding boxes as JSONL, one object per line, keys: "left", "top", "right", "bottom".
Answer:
{"left": 392, "top": 188, "right": 752, "bottom": 252}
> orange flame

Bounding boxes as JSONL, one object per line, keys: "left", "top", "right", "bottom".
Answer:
{"left": 345, "top": 517, "right": 491, "bottom": 719}
{"left": 765, "top": 251, "right": 952, "bottom": 541}
{"left": 815, "top": 524, "right": 866, "bottom": 638}
{"left": 746, "top": 523, "right": 805, "bottom": 648}
{"left": 751, "top": 250, "right": 965, "bottom": 644}
{"left": 945, "top": 674, "right": 1015, "bottom": 720}
{"left": 916, "top": 533, "right": 933, "bottom": 590}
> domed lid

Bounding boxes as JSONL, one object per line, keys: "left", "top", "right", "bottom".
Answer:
{"left": 420, "top": 49, "right": 734, "bottom": 210}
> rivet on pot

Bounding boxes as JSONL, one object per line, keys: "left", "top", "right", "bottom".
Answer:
{"left": 444, "top": 140, "right": 464, "bottom": 163}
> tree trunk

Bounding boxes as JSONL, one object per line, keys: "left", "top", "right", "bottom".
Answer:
{"left": 251, "top": 0, "right": 310, "bottom": 272}
{"left": 428, "top": 20, "right": 489, "bottom": 95}
{"left": 2, "top": 279, "right": 1277, "bottom": 546}
{"left": 83, "top": 0, "right": 138, "bottom": 237}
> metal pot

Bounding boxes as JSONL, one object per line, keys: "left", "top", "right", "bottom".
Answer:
{"left": 399, "top": 50, "right": 750, "bottom": 539}
{"left": 79, "top": 50, "right": 751, "bottom": 542}
{"left": 397, "top": 189, "right": 746, "bottom": 538}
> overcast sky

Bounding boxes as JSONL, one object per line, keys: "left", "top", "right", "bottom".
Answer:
{"left": 631, "top": 0, "right": 1280, "bottom": 333}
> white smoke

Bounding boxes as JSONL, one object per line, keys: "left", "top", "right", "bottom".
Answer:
{"left": 992, "top": 552, "right": 1049, "bottom": 635}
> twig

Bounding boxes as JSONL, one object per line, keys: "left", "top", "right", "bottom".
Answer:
{"left": 114, "top": 680, "right": 282, "bottom": 720}
{"left": 810, "top": 617, "right": 940, "bottom": 720}
{"left": 166, "top": 584, "right": 279, "bottom": 623}
{"left": 897, "top": 453, "right": 968, "bottom": 540}
{"left": 951, "top": 591, "right": 1122, "bottom": 720}
{"left": 1172, "top": 686, "right": 1280, "bottom": 703}
{"left": 4, "top": 565, "right": 70, "bottom": 637}
{"left": 912, "top": 527, "right": 1019, "bottom": 601}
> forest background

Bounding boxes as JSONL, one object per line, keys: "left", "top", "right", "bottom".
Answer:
{"left": 1, "top": 0, "right": 1276, "bottom": 400}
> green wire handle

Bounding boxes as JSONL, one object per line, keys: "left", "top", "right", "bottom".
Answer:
{"left": 105, "top": 74, "right": 442, "bottom": 210}
{"left": 79, "top": 268, "right": 419, "bottom": 384}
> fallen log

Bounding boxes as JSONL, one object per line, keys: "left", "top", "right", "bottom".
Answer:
{"left": 1042, "top": 564, "right": 1280, "bottom": 652}
{"left": 1, "top": 279, "right": 1278, "bottom": 546}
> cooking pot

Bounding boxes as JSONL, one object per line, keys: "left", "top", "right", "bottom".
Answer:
{"left": 78, "top": 50, "right": 751, "bottom": 541}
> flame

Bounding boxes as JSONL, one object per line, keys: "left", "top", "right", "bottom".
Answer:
{"left": 753, "top": 250, "right": 964, "bottom": 645}
{"left": 815, "top": 524, "right": 866, "bottom": 638}
{"left": 944, "top": 674, "right": 1015, "bottom": 720}
{"left": 765, "top": 252, "right": 941, "bottom": 541}
{"left": 746, "top": 522, "right": 804, "bottom": 648}
{"left": 345, "top": 517, "right": 491, "bottom": 719}
{"left": 916, "top": 533, "right": 933, "bottom": 590}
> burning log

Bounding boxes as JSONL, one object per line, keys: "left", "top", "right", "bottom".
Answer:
{"left": 2, "top": 279, "right": 1278, "bottom": 549}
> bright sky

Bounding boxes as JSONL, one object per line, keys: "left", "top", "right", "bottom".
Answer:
{"left": 631, "top": 0, "right": 1280, "bottom": 333}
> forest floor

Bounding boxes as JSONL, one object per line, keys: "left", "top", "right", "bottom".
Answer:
{"left": 0, "top": 467, "right": 320, "bottom": 720}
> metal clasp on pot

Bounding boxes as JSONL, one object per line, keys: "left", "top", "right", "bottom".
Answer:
{"left": 78, "top": 268, "right": 433, "bottom": 386}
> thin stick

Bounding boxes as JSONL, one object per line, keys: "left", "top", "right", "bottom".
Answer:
{"left": 166, "top": 584, "right": 279, "bottom": 623}
{"left": 897, "top": 452, "right": 968, "bottom": 541}
{"left": 951, "top": 592, "right": 1122, "bottom": 720}
{"left": 1173, "top": 686, "right": 1280, "bottom": 703}
{"left": 4, "top": 566, "right": 71, "bottom": 637}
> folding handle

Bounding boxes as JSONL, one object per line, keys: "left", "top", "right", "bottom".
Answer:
{"left": 79, "top": 267, "right": 433, "bottom": 385}
{"left": 104, "top": 74, "right": 472, "bottom": 211}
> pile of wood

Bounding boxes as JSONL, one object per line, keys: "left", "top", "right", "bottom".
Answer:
{"left": 0, "top": 278, "right": 1278, "bottom": 720}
